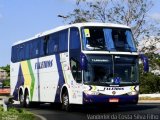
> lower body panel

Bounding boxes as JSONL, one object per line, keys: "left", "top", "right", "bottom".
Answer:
{"left": 83, "top": 93, "right": 138, "bottom": 105}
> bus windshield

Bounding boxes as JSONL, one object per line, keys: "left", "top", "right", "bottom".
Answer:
{"left": 83, "top": 55, "right": 139, "bottom": 85}
{"left": 81, "top": 27, "right": 137, "bottom": 52}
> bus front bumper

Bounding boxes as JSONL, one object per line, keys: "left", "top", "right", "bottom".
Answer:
{"left": 83, "top": 93, "right": 138, "bottom": 105}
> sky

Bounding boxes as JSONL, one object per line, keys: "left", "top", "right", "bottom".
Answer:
{"left": 0, "top": 0, "right": 160, "bottom": 66}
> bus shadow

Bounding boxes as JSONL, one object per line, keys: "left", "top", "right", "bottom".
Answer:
{"left": 26, "top": 103, "right": 159, "bottom": 114}
{"left": 11, "top": 102, "right": 159, "bottom": 115}
{"left": 70, "top": 104, "right": 158, "bottom": 114}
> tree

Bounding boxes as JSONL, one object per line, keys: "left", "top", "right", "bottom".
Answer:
{"left": 2, "top": 79, "right": 10, "bottom": 87}
{"left": 60, "top": 0, "right": 158, "bottom": 43}
{"left": 59, "top": 0, "right": 160, "bottom": 93}
{"left": 0, "top": 65, "right": 10, "bottom": 87}
{"left": 0, "top": 64, "right": 10, "bottom": 77}
{"left": 139, "top": 35, "right": 160, "bottom": 53}
{"left": 140, "top": 72, "right": 160, "bottom": 93}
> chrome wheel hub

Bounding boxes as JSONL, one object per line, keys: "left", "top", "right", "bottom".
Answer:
{"left": 26, "top": 96, "right": 30, "bottom": 105}
{"left": 20, "top": 95, "right": 24, "bottom": 103}
{"left": 63, "top": 95, "right": 68, "bottom": 106}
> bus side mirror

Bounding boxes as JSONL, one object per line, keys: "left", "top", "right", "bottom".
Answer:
{"left": 139, "top": 54, "right": 149, "bottom": 72}
{"left": 80, "top": 53, "right": 88, "bottom": 70}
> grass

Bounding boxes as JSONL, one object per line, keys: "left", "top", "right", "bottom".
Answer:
{"left": 0, "top": 106, "right": 35, "bottom": 120}
{"left": 139, "top": 97, "right": 160, "bottom": 100}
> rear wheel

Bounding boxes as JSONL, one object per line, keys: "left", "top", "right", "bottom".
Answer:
{"left": 19, "top": 92, "right": 24, "bottom": 107}
{"left": 24, "top": 92, "right": 30, "bottom": 108}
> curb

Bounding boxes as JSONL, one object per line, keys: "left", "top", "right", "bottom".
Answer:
{"left": 34, "top": 113, "right": 47, "bottom": 120}
{"left": 138, "top": 100, "right": 160, "bottom": 104}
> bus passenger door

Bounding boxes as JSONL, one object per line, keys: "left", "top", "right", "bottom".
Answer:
{"left": 69, "top": 27, "right": 83, "bottom": 104}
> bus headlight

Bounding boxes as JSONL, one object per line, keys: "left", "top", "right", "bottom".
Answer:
{"left": 127, "top": 91, "right": 138, "bottom": 96}
{"left": 84, "top": 91, "right": 99, "bottom": 95}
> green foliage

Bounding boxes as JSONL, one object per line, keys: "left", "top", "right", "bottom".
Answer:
{"left": 0, "top": 106, "right": 3, "bottom": 112}
{"left": 0, "top": 106, "right": 35, "bottom": 120}
{"left": 140, "top": 72, "right": 160, "bottom": 94}
{"left": 145, "top": 53, "right": 160, "bottom": 70}
{"left": 8, "top": 107, "right": 26, "bottom": 114}
{"left": 0, "top": 64, "right": 10, "bottom": 77}
{"left": 8, "top": 107, "right": 20, "bottom": 114}
{"left": 0, "top": 65, "right": 10, "bottom": 87}
{"left": 139, "top": 53, "right": 160, "bottom": 94}
{"left": 2, "top": 79, "right": 10, "bottom": 87}
{"left": 155, "top": 58, "right": 160, "bottom": 67}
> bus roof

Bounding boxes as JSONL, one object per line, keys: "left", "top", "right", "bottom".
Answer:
{"left": 13, "top": 22, "right": 131, "bottom": 46}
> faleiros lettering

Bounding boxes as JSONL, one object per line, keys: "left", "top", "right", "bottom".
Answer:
{"left": 35, "top": 60, "right": 53, "bottom": 69}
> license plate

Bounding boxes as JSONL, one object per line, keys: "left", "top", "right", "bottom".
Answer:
{"left": 109, "top": 98, "right": 119, "bottom": 103}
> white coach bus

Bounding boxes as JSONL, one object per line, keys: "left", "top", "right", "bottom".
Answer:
{"left": 10, "top": 23, "right": 148, "bottom": 110}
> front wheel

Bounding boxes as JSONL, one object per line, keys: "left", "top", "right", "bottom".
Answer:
{"left": 62, "top": 91, "right": 71, "bottom": 111}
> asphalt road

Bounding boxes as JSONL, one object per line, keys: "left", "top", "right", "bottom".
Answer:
{"left": 25, "top": 103, "right": 160, "bottom": 120}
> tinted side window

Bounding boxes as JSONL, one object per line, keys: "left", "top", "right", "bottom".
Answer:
{"left": 19, "top": 44, "right": 25, "bottom": 61}
{"left": 48, "top": 33, "right": 59, "bottom": 54}
{"left": 59, "top": 29, "right": 68, "bottom": 52}
{"left": 11, "top": 46, "right": 17, "bottom": 62}
{"left": 38, "top": 38, "right": 44, "bottom": 57}
{"left": 24, "top": 43, "right": 30, "bottom": 60}
{"left": 43, "top": 36, "right": 49, "bottom": 55}
{"left": 11, "top": 44, "right": 25, "bottom": 62}
{"left": 30, "top": 40, "right": 39, "bottom": 58}
{"left": 15, "top": 45, "right": 20, "bottom": 62}
{"left": 70, "top": 28, "right": 80, "bottom": 49}
{"left": 69, "top": 27, "right": 82, "bottom": 83}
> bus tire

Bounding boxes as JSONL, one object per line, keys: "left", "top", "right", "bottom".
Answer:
{"left": 19, "top": 91, "right": 25, "bottom": 107}
{"left": 24, "top": 91, "right": 30, "bottom": 108}
{"left": 62, "top": 91, "right": 71, "bottom": 111}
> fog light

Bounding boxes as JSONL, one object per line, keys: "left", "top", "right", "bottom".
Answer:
{"left": 84, "top": 90, "right": 99, "bottom": 95}
{"left": 127, "top": 91, "right": 138, "bottom": 95}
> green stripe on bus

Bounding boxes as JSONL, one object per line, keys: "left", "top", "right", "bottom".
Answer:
{"left": 27, "top": 60, "right": 35, "bottom": 101}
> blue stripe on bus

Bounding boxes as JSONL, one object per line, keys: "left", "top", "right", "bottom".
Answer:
{"left": 13, "top": 65, "right": 24, "bottom": 101}
{"left": 54, "top": 53, "right": 65, "bottom": 102}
